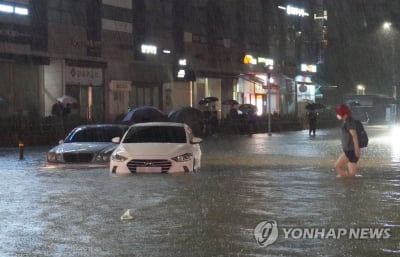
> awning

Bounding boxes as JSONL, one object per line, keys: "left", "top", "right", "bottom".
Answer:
{"left": 312, "top": 76, "right": 338, "bottom": 88}
{"left": 239, "top": 74, "right": 265, "bottom": 85}
{"left": 66, "top": 58, "right": 107, "bottom": 68}
{"left": 0, "top": 52, "right": 50, "bottom": 65}
{"left": 196, "top": 70, "right": 238, "bottom": 79}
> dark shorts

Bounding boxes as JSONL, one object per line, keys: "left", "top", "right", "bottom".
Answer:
{"left": 344, "top": 150, "right": 359, "bottom": 163}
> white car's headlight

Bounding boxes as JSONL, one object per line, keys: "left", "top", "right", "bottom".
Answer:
{"left": 172, "top": 153, "right": 193, "bottom": 162}
{"left": 111, "top": 153, "right": 128, "bottom": 162}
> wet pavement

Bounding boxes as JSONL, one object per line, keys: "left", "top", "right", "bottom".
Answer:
{"left": 0, "top": 125, "right": 400, "bottom": 256}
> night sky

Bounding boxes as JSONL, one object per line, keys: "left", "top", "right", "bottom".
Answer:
{"left": 321, "top": 0, "right": 400, "bottom": 96}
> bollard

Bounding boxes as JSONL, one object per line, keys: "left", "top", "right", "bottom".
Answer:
{"left": 18, "top": 142, "right": 24, "bottom": 160}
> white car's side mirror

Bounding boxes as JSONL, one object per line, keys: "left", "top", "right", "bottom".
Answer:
{"left": 191, "top": 137, "right": 203, "bottom": 144}
{"left": 112, "top": 137, "right": 121, "bottom": 144}
{"left": 58, "top": 139, "right": 64, "bottom": 145}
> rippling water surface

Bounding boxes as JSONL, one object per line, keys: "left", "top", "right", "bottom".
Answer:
{"left": 0, "top": 126, "right": 399, "bottom": 256}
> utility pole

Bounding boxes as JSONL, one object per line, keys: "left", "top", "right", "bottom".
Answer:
{"left": 265, "top": 65, "right": 273, "bottom": 136}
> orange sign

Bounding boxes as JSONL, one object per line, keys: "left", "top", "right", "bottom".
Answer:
{"left": 243, "top": 55, "right": 256, "bottom": 64}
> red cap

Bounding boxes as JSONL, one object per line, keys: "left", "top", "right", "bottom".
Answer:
{"left": 336, "top": 104, "right": 352, "bottom": 117}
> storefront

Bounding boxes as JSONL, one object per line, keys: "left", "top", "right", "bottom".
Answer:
{"left": 0, "top": 54, "right": 49, "bottom": 118}
{"left": 129, "top": 62, "right": 168, "bottom": 110}
{"left": 295, "top": 75, "right": 316, "bottom": 103}
{"left": 236, "top": 74, "right": 279, "bottom": 116}
{"left": 64, "top": 63, "right": 105, "bottom": 122}
{"left": 108, "top": 80, "right": 131, "bottom": 122}
{"left": 278, "top": 75, "right": 296, "bottom": 115}
{"left": 165, "top": 69, "right": 234, "bottom": 120}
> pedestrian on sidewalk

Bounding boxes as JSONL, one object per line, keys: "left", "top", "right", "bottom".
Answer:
{"left": 51, "top": 99, "right": 64, "bottom": 119}
{"left": 307, "top": 111, "right": 318, "bottom": 136}
{"left": 334, "top": 104, "right": 360, "bottom": 178}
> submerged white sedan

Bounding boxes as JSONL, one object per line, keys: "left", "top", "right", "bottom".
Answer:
{"left": 46, "top": 124, "right": 128, "bottom": 168}
{"left": 110, "top": 122, "right": 202, "bottom": 174}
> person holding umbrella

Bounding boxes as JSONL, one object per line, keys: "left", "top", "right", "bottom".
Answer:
{"left": 307, "top": 111, "right": 318, "bottom": 136}
{"left": 199, "top": 97, "right": 219, "bottom": 136}
{"left": 305, "top": 102, "right": 324, "bottom": 136}
{"left": 51, "top": 99, "right": 64, "bottom": 119}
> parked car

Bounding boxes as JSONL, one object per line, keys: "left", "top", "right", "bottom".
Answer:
{"left": 110, "top": 122, "right": 202, "bottom": 174}
{"left": 46, "top": 124, "right": 128, "bottom": 167}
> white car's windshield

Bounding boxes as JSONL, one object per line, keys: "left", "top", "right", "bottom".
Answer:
{"left": 65, "top": 127, "right": 126, "bottom": 143}
{"left": 123, "top": 126, "right": 187, "bottom": 143}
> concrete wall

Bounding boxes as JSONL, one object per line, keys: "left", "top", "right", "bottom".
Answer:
{"left": 48, "top": 24, "right": 87, "bottom": 57}
{"left": 44, "top": 60, "right": 64, "bottom": 116}
{"left": 206, "top": 78, "right": 222, "bottom": 111}
{"left": 173, "top": 81, "right": 191, "bottom": 107}
{"left": 0, "top": 63, "right": 42, "bottom": 117}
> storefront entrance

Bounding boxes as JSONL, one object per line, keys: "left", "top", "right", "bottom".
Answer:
{"left": 64, "top": 64, "right": 104, "bottom": 122}
{"left": 65, "top": 85, "right": 104, "bottom": 122}
{"left": 129, "top": 83, "right": 161, "bottom": 109}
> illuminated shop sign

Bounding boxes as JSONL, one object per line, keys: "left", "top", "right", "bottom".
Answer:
{"left": 243, "top": 55, "right": 257, "bottom": 65}
{"left": 179, "top": 59, "right": 187, "bottom": 66}
{"left": 244, "top": 55, "right": 274, "bottom": 66}
{"left": 278, "top": 5, "right": 309, "bottom": 17}
{"left": 177, "top": 69, "right": 185, "bottom": 78}
{"left": 301, "top": 64, "right": 317, "bottom": 73}
{"left": 258, "top": 57, "right": 274, "bottom": 66}
{"left": 295, "top": 75, "right": 313, "bottom": 84}
{"left": 0, "top": 3, "right": 28, "bottom": 15}
{"left": 141, "top": 44, "right": 157, "bottom": 55}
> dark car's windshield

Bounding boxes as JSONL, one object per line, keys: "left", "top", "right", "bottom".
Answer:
{"left": 64, "top": 127, "right": 127, "bottom": 143}
{"left": 123, "top": 126, "right": 187, "bottom": 143}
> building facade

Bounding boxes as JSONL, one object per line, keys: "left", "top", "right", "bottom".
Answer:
{"left": 0, "top": 0, "right": 327, "bottom": 125}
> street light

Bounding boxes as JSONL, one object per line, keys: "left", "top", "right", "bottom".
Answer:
{"left": 265, "top": 65, "right": 274, "bottom": 136}
{"left": 357, "top": 84, "right": 365, "bottom": 95}
{"left": 383, "top": 22, "right": 392, "bottom": 30}
{"left": 381, "top": 21, "right": 397, "bottom": 122}
{"left": 381, "top": 22, "right": 396, "bottom": 97}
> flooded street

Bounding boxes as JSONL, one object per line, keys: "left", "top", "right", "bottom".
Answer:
{"left": 1, "top": 125, "right": 400, "bottom": 256}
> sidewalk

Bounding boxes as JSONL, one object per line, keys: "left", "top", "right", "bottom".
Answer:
{"left": 0, "top": 118, "right": 340, "bottom": 147}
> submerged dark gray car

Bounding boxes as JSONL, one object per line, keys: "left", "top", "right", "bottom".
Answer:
{"left": 46, "top": 124, "right": 128, "bottom": 167}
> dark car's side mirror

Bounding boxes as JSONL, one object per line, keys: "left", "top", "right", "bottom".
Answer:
{"left": 191, "top": 137, "right": 203, "bottom": 144}
{"left": 112, "top": 137, "right": 121, "bottom": 144}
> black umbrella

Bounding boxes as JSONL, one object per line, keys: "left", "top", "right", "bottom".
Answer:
{"left": 122, "top": 106, "right": 168, "bottom": 124}
{"left": 168, "top": 106, "right": 204, "bottom": 136}
{"left": 305, "top": 102, "right": 325, "bottom": 111}
{"left": 222, "top": 99, "right": 239, "bottom": 106}
{"left": 198, "top": 96, "right": 218, "bottom": 105}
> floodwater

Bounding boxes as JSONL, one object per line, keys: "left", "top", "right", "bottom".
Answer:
{"left": 0, "top": 125, "right": 399, "bottom": 257}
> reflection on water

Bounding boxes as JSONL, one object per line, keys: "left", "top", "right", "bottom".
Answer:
{"left": 389, "top": 126, "right": 400, "bottom": 163}
{"left": 0, "top": 127, "right": 399, "bottom": 256}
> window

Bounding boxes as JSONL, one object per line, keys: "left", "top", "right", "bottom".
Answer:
{"left": 0, "top": 2, "right": 28, "bottom": 16}
{"left": 48, "top": 0, "right": 86, "bottom": 26}
{"left": 123, "top": 126, "right": 187, "bottom": 143}
{"left": 65, "top": 127, "right": 127, "bottom": 143}
{"left": 102, "top": 5, "right": 132, "bottom": 23}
